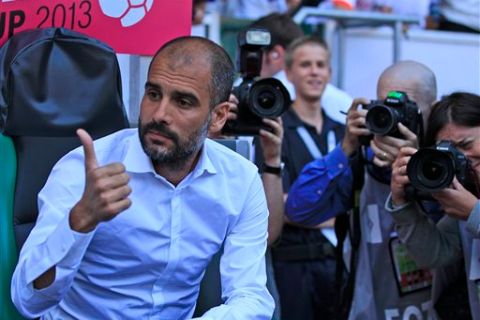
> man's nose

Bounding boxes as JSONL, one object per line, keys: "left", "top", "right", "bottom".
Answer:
{"left": 151, "top": 99, "right": 172, "bottom": 123}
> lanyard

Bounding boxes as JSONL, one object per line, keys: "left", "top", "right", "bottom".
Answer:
{"left": 296, "top": 126, "right": 336, "bottom": 159}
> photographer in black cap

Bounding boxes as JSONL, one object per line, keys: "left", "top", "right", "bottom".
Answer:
{"left": 388, "top": 91, "right": 480, "bottom": 319}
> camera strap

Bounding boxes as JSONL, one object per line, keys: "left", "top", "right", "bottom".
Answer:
{"left": 296, "top": 126, "right": 337, "bottom": 159}
{"left": 296, "top": 125, "right": 338, "bottom": 244}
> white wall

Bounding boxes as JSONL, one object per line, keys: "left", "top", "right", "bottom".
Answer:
{"left": 338, "top": 27, "right": 480, "bottom": 100}
{"left": 118, "top": 19, "right": 480, "bottom": 124}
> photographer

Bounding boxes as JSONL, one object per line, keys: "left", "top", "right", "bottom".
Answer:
{"left": 285, "top": 60, "right": 438, "bottom": 319}
{"left": 388, "top": 92, "right": 480, "bottom": 319}
{"left": 268, "top": 35, "right": 346, "bottom": 320}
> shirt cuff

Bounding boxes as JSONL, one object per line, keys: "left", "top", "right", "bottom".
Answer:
{"left": 25, "top": 213, "right": 94, "bottom": 289}
{"left": 385, "top": 192, "right": 412, "bottom": 213}
{"left": 466, "top": 200, "right": 480, "bottom": 237}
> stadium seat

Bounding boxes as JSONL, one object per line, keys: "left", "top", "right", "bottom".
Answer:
{"left": 0, "top": 27, "right": 129, "bottom": 319}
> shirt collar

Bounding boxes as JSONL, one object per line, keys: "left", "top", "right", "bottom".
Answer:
{"left": 123, "top": 131, "right": 156, "bottom": 174}
{"left": 123, "top": 131, "right": 217, "bottom": 177}
{"left": 192, "top": 139, "right": 217, "bottom": 178}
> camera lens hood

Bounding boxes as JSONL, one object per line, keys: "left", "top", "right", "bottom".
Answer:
{"left": 407, "top": 148, "right": 456, "bottom": 192}
{"left": 365, "top": 105, "right": 398, "bottom": 136}
{"left": 248, "top": 78, "right": 290, "bottom": 118}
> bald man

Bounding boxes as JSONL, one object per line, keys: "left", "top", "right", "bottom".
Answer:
{"left": 284, "top": 60, "right": 438, "bottom": 319}
{"left": 11, "top": 36, "right": 274, "bottom": 319}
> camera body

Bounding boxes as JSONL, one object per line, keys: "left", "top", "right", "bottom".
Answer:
{"left": 406, "top": 140, "right": 477, "bottom": 199}
{"left": 362, "top": 91, "right": 421, "bottom": 144}
{"left": 222, "top": 29, "right": 290, "bottom": 136}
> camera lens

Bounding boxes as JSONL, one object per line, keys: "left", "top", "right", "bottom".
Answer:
{"left": 249, "top": 78, "right": 289, "bottom": 118}
{"left": 256, "top": 90, "right": 276, "bottom": 110}
{"left": 407, "top": 149, "right": 455, "bottom": 191}
{"left": 422, "top": 161, "right": 446, "bottom": 181}
{"left": 366, "top": 105, "right": 397, "bottom": 135}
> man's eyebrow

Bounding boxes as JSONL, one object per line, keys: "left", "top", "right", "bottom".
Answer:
{"left": 457, "top": 137, "right": 475, "bottom": 144}
{"left": 145, "top": 81, "right": 161, "bottom": 90}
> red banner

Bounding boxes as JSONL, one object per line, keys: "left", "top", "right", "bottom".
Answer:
{"left": 0, "top": 0, "right": 192, "bottom": 55}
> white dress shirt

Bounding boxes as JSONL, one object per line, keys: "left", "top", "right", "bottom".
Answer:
{"left": 11, "top": 128, "right": 274, "bottom": 319}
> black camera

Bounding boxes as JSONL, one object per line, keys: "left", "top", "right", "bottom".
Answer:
{"left": 406, "top": 140, "right": 478, "bottom": 199}
{"left": 222, "top": 29, "right": 290, "bottom": 136}
{"left": 362, "top": 91, "right": 421, "bottom": 144}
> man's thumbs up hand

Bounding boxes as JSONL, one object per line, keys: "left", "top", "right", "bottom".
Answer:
{"left": 77, "top": 128, "right": 99, "bottom": 172}
{"left": 69, "top": 129, "right": 132, "bottom": 233}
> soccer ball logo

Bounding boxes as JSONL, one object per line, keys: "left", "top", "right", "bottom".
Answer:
{"left": 99, "top": 0, "right": 154, "bottom": 27}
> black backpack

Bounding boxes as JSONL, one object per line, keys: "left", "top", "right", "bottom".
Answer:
{"left": 0, "top": 27, "right": 129, "bottom": 250}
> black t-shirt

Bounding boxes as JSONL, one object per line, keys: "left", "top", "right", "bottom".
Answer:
{"left": 254, "top": 106, "right": 345, "bottom": 191}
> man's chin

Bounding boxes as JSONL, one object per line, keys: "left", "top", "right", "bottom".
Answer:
{"left": 143, "top": 143, "right": 171, "bottom": 161}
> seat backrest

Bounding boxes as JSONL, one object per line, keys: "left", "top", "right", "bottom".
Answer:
{"left": 0, "top": 27, "right": 129, "bottom": 250}
{"left": 0, "top": 27, "right": 129, "bottom": 319}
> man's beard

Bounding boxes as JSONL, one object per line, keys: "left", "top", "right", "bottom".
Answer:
{"left": 138, "top": 117, "right": 210, "bottom": 171}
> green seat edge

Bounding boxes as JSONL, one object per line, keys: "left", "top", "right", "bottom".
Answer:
{"left": 0, "top": 134, "right": 24, "bottom": 319}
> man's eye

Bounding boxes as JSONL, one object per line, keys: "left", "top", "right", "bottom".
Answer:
{"left": 148, "top": 91, "right": 160, "bottom": 100}
{"left": 178, "top": 98, "right": 192, "bottom": 107}
{"left": 459, "top": 141, "right": 472, "bottom": 149}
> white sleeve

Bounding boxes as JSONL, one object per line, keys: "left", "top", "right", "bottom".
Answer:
{"left": 10, "top": 155, "right": 95, "bottom": 318}
{"left": 196, "top": 173, "right": 274, "bottom": 319}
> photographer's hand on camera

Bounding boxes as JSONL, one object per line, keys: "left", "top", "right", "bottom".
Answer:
{"left": 208, "top": 93, "right": 239, "bottom": 139}
{"left": 371, "top": 122, "right": 419, "bottom": 167}
{"left": 431, "top": 178, "right": 477, "bottom": 221}
{"left": 391, "top": 146, "right": 418, "bottom": 206}
{"left": 341, "top": 98, "right": 370, "bottom": 157}
{"left": 259, "top": 117, "right": 283, "bottom": 167}
{"left": 226, "top": 93, "right": 240, "bottom": 121}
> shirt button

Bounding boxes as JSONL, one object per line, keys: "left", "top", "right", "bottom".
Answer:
{"left": 338, "top": 163, "right": 344, "bottom": 169}
{"left": 317, "top": 189, "right": 322, "bottom": 195}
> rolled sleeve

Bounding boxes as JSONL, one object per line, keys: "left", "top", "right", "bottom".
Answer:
{"left": 391, "top": 202, "right": 462, "bottom": 268}
{"left": 11, "top": 212, "right": 94, "bottom": 318}
{"left": 286, "top": 144, "right": 353, "bottom": 226}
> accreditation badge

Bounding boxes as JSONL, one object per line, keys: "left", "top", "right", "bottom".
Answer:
{"left": 389, "top": 234, "right": 433, "bottom": 295}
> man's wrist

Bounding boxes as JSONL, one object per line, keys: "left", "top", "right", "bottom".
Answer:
{"left": 69, "top": 204, "right": 97, "bottom": 233}
{"left": 341, "top": 139, "right": 356, "bottom": 157}
{"left": 263, "top": 156, "right": 281, "bottom": 167}
{"left": 262, "top": 162, "right": 284, "bottom": 176}
{"left": 385, "top": 193, "right": 411, "bottom": 212}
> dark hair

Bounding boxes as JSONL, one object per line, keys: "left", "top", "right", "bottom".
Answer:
{"left": 149, "top": 36, "right": 235, "bottom": 109}
{"left": 248, "top": 13, "right": 304, "bottom": 51}
{"left": 285, "top": 35, "right": 330, "bottom": 68}
{"left": 424, "top": 92, "right": 480, "bottom": 146}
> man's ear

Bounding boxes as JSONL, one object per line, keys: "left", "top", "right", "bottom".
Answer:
{"left": 208, "top": 101, "right": 230, "bottom": 137}
{"left": 269, "top": 45, "right": 285, "bottom": 61}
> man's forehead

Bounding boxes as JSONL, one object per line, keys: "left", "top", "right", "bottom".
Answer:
{"left": 150, "top": 53, "right": 209, "bottom": 78}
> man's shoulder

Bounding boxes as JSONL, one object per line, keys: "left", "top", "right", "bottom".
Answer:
{"left": 281, "top": 108, "right": 301, "bottom": 128}
{"left": 205, "top": 138, "right": 258, "bottom": 173}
